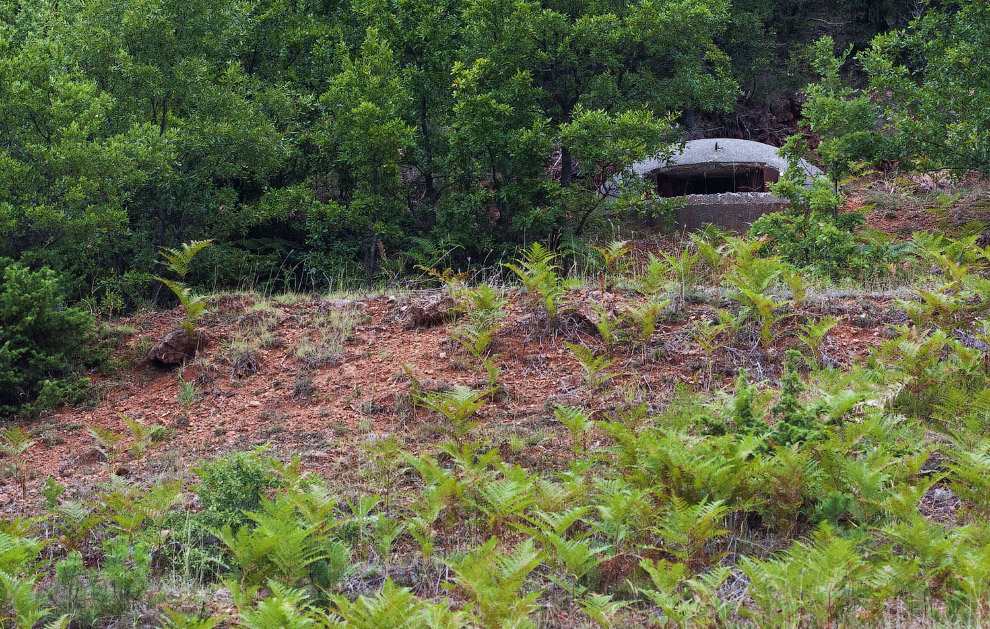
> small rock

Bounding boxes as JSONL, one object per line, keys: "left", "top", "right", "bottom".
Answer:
{"left": 405, "top": 292, "right": 455, "bottom": 328}
{"left": 147, "top": 329, "right": 209, "bottom": 365}
{"left": 931, "top": 487, "right": 955, "bottom": 504}
{"left": 248, "top": 400, "right": 262, "bottom": 408}
{"left": 319, "top": 298, "right": 367, "bottom": 313}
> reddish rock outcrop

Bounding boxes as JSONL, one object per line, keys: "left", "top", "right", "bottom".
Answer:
{"left": 405, "top": 293, "right": 455, "bottom": 328}
{"left": 147, "top": 329, "right": 209, "bottom": 365}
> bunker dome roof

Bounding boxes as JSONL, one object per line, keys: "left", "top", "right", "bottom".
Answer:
{"left": 631, "top": 138, "right": 822, "bottom": 182}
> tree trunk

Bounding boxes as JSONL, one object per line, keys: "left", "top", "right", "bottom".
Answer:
{"left": 560, "top": 144, "right": 573, "bottom": 187}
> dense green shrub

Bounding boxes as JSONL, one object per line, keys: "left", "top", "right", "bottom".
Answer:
{"left": 749, "top": 138, "right": 899, "bottom": 279}
{"left": 50, "top": 539, "right": 151, "bottom": 627}
{"left": 768, "top": 350, "right": 826, "bottom": 446}
{"left": 193, "top": 449, "right": 284, "bottom": 529}
{"left": 0, "top": 260, "right": 96, "bottom": 419}
{"left": 748, "top": 210, "right": 871, "bottom": 278}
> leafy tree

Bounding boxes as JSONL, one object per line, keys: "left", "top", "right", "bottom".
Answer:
{"left": 0, "top": 260, "right": 95, "bottom": 418}
{"left": 314, "top": 31, "right": 415, "bottom": 284}
{"left": 559, "top": 106, "right": 678, "bottom": 234}
{"left": 803, "top": 2, "right": 990, "bottom": 176}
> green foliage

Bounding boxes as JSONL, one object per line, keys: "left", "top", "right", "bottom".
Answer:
{"left": 590, "top": 240, "right": 632, "bottom": 290}
{"left": 0, "top": 427, "right": 34, "bottom": 499}
{"left": 741, "top": 525, "right": 871, "bottom": 628}
{"left": 447, "top": 537, "right": 541, "bottom": 627}
{"left": 769, "top": 351, "right": 826, "bottom": 446}
{"left": 566, "top": 343, "right": 618, "bottom": 400}
{"left": 0, "top": 261, "right": 95, "bottom": 418}
{"left": 804, "top": 4, "right": 990, "bottom": 175}
{"left": 640, "top": 560, "right": 730, "bottom": 628}
{"left": 194, "top": 449, "right": 283, "bottom": 529}
{"left": 504, "top": 243, "right": 579, "bottom": 327}
{"left": 798, "top": 315, "right": 841, "bottom": 366}
{"left": 730, "top": 371, "right": 765, "bottom": 438}
{"left": 418, "top": 386, "right": 489, "bottom": 446}
{"left": 330, "top": 579, "right": 427, "bottom": 628}
{"left": 555, "top": 406, "right": 594, "bottom": 455}
{"left": 155, "top": 240, "right": 212, "bottom": 337}
{"left": 748, "top": 138, "right": 898, "bottom": 280}
{"left": 50, "top": 539, "right": 151, "bottom": 628}
{"left": 658, "top": 248, "right": 700, "bottom": 310}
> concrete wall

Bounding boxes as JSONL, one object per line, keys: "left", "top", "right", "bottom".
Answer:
{"left": 671, "top": 192, "right": 789, "bottom": 232}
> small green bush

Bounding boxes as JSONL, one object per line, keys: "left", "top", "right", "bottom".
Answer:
{"left": 748, "top": 210, "right": 884, "bottom": 279}
{"left": 50, "top": 538, "right": 152, "bottom": 627}
{"left": 0, "top": 260, "right": 96, "bottom": 418}
{"left": 194, "top": 449, "right": 283, "bottom": 529}
{"left": 769, "top": 351, "right": 826, "bottom": 446}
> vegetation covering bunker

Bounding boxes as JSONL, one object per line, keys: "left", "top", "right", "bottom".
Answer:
{"left": 617, "top": 138, "right": 823, "bottom": 231}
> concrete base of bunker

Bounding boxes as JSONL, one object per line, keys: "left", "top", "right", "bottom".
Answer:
{"left": 671, "top": 192, "right": 790, "bottom": 232}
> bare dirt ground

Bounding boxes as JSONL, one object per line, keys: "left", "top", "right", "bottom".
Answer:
{"left": 1, "top": 285, "right": 895, "bottom": 512}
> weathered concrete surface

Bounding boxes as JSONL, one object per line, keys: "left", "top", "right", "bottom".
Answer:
{"left": 630, "top": 138, "right": 821, "bottom": 185}
{"left": 673, "top": 193, "right": 790, "bottom": 232}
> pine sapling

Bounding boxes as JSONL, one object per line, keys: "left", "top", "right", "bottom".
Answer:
{"left": 769, "top": 350, "right": 826, "bottom": 446}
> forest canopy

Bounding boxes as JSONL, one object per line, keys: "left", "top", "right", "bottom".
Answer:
{"left": 0, "top": 0, "right": 982, "bottom": 305}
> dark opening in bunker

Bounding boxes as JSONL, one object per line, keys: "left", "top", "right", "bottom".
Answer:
{"left": 653, "top": 164, "right": 780, "bottom": 198}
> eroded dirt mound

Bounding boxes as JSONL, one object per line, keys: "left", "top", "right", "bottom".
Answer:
{"left": 0, "top": 287, "right": 893, "bottom": 511}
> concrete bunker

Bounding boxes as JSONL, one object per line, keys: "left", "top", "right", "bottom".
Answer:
{"left": 613, "top": 138, "right": 822, "bottom": 231}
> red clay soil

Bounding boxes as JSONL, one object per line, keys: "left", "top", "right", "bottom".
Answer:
{"left": 0, "top": 289, "right": 893, "bottom": 512}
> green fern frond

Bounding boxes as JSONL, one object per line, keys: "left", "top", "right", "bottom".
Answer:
{"left": 159, "top": 239, "right": 214, "bottom": 278}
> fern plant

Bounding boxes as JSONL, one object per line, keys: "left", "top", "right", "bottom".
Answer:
{"left": 418, "top": 386, "right": 489, "bottom": 446}
{"left": 567, "top": 343, "right": 618, "bottom": 402}
{"left": 652, "top": 497, "right": 730, "bottom": 570}
{"left": 635, "top": 253, "right": 668, "bottom": 298}
{"left": 579, "top": 593, "right": 630, "bottom": 628}
{"left": 86, "top": 424, "right": 125, "bottom": 475}
{"left": 797, "top": 315, "right": 840, "bottom": 367}
{"left": 659, "top": 248, "right": 700, "bottom": 310}
{"left": 505, "top": 243, "right": 579, "bottom": 328}
{"left": 781, "top": 267, "right": 807, "bottom": 315}
{"left": 639, "top": 559, "right": 730, "bottom": 628}
{"left": 554, "top": 405, "right": 594, "bottom": 455}
{"left": 330, "top": 579, "right": 426, "bottom": 628}
{"left": 162, "top": 609, "right": 221, "bottom": 629}
{"left": 217, "top": 496, "right": 339, "bottom": 589}
{"left": 446, "top": 537, "right": 542, "bottom": 628}
{"left": 458, "top": 283, "right": 507, "bottom": 328}
{"left": 591, "top": 240, "right": 632, "bottom": 291}
{"left": 155, "top": 239, "right": 213, "bottom": 338}
{"left": 736, "top": 288, "right": 789, "bottom": 350}
{"left": 477, "top": 474, "right": 536, "bottom": 536}
{"left": 451, "top": 322, "right": 499, "bottom": 359}
{"left": 591, "top": 303, "right": 621, "bottom": 353}
{"left": 0, "top": 427, "right": 35, "bottom": 499}
{"left": 945, "top": 439, "right": 990, "bottom": 519}
{"left": 740, "top": 525, "right": 871, "bottom": 629}
{"left": 120, "top": 414, "right": 167, "bottom": 460}
{"left": 235, "top": 580, "right": 322, "bottom": 629}
{"left": 689, "top": 316, "right": 728, "bottom": 389}
{"left": 691, "top": 231, "right": 727, "bottom": 288}
{"left": 621, "top": 301, "right": 666, "bottom": 361}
